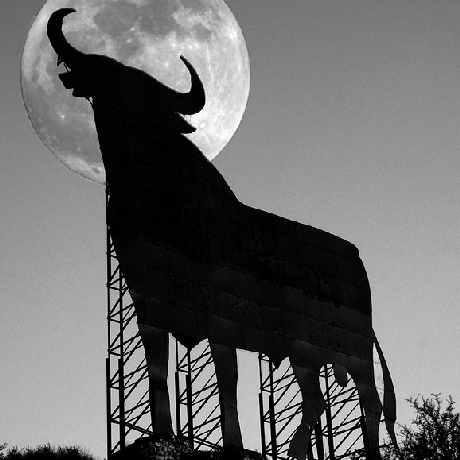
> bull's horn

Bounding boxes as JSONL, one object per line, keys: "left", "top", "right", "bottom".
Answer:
{"left": 173, "top": 55, "right": 206, "bottom": 115}
{"left": 47, "top": 8, "right": 84, "bottom": 69}
{"left": 48, "top": 9, "right": 205, "bottom": 115}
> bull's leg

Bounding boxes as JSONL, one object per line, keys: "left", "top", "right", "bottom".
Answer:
{"left": 347, "top": 361, "right": 383, "bottom": 460}
{"left": 288, "top": 365, "right": 326, "bottom": 460}
{"left": 137, "top": 323, "right": 173, "bottom": 435}
{"left": 209, "top": 342, "right": 243, "bottom": 448}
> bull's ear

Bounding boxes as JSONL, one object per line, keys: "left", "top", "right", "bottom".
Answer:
{"left": 172, "top": 113, "right": 196, "bottom": 134}
{"left": 58, "top": 71, "right": 92, "bottom": 99}
{"left": 58, "top": 71, "right": 79, "bottom": 89}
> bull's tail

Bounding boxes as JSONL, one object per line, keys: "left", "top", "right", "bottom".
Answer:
{"left": 374, "top": 336, "right": 398, "bottom": 448}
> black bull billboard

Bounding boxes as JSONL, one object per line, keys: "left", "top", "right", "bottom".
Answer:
{"left": 48, "top": 9, "right": 397, "bottom": 459}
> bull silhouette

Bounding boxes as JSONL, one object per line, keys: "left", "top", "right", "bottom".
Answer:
{"left": 48, "top": 9, "right": 397, "bottom": 459}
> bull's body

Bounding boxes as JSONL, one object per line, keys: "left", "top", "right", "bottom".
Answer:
{"left": 48, "top": 9, "right": 397, "bottom": 459}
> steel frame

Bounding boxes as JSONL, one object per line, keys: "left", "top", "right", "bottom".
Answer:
{"left": 106, "top": 191, "right": 373, "bottom": 460}
{"left": 174, "top": 340, "right": 222, "bottom": 449}
{"left": 106, "top": 188, "right": 222, "bottom": 458}
{"left": 106, "top": 197, "right": 153, "bottom": 457}
{"left": 106, "top": 251, "right": 223, "bottom": 456}
{"left": 258, "top": 354, "right": 370, "bottom": 460}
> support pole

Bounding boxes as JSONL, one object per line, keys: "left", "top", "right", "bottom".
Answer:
{"left": 314, "top": 419, "right": 325, "bottom": 460}
{"left": 258, "top": 392, "right": 267, "bottom": 459}
{"left": 269, "top": 360, "right": 278, "bottom": 460}
{"left": 106, "top": 358, "right": 112, "bottom": 460}
{"left": 307, "top": 443, "right": 314, "bottom": 460}
{"left": 175, "top": 342, "right": 181, "bottom": 437}
{"left": 324, "top": 368, "right": 335, "bottom": 460}
{"left": 186, "top": 352, "right": 194, "bottom": 447}
{"left": 119, "top": 358, "right": 126, "bottom": 451}
{"left": 106, "top": 187, "right": 113, "bottom": 460}
{"left": 360, "top": 400, "right": 370, "bottom": 459}
{"left": 106, "top": 185, "right": 153, "bottom": 455}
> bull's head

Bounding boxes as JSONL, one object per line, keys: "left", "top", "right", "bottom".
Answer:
{"left": 47, "top": 8, "right": 205, "bottom": 117}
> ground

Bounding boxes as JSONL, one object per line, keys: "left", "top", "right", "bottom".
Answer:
{"left": 112, "top": 434, "right": 265, "bottom": 460}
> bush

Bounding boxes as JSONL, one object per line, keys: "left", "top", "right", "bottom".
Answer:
{"left": 0, "top": 444, "right": 94, "bottom": 460}
{"left": 382, "top": 394, "right": 460, "bottom": 460}
{"left": 112, "top": 434, "right": 264, "bottom": 460}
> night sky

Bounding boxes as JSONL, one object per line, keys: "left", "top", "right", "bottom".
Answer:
{"left": 2, "top": 1, "right": 460, "bottom": 457}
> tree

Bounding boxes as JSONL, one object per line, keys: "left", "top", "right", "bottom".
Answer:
{"left": 382, "top": 394, "right": 460, "bottom": 460}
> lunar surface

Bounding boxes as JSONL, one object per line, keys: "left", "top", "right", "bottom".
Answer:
{"left": 21, "top": 0, "right": 250, "bottom": 184}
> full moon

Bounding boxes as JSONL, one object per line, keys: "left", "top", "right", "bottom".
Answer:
{"left": 21, "top": 0, "right": 250, "bottom": 184}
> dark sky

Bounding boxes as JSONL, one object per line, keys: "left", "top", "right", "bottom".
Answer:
{"left": 2, "top": 0, "right": 460, "bottom": 457}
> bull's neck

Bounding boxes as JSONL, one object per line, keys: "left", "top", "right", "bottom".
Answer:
{"left": 92, "top": 95, "right": 237, "bottom": 212}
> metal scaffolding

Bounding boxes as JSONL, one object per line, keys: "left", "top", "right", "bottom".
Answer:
{"left": 106, "top": 218, "right": 153, "bottom": 457}
{"left": 106, "top": 255, "right": 222, "bottom": 456}
{"left": 174, "top": 340, "right": 222, "bottom": 450}
{"left": 258, "top": 355, "right": 370, "bottom": 460}
{"left": 106, "top": 191, "right": 373, "bottom": 460}
{"left": 106, "top": 187, "right": 221, "bottom": 457}
{"left": 106, "top": 251, "right": 372, "bottom": 460}
{"left": 106, "top": 240, "right": 222, "bottom": 456}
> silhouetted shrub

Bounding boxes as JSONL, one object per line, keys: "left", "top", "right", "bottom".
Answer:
{"left": 112, "top": 435, "right": 264, "bottom": 460}
{"left": 349, "top": 394, "right": 460, "bottom": 460}
{"left": 0, "top": 444, "right": 94, "bottom": 460}
{"left": 382, "top": 394, "right": 460, "bottom": 460}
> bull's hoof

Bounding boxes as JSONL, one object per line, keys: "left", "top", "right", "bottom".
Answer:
{"left": 288, "top": 422, "right": 312, "bottom": 460}
{"left": 216, "top": 446, "right": 264, "bottom": 460}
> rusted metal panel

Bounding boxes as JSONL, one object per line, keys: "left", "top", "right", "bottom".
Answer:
{"left": 295, "top": 222, "right": 335, "bottom": 254}
{"left": 196, "top": 312, "right": 247, "bottom": 347}
{"left": 282, "top": 260, "right": 304, "bottom": 290}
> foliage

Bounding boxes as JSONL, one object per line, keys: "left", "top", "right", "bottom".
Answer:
{"left": 0, "top": 444, "right": 94, "bottom": 460}
{"left": 382, "top": 394, "right": 460, "bottom": 460}
{"left": 113, "top": 434, "right": 264, "bottom": 460}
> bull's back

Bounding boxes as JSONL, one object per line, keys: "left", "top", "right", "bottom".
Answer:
{"left": 97, "top": 75, "right": 374, "bottom": 361}
{"left": 108, "top": 148, "right": 374, "bottom": 361}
